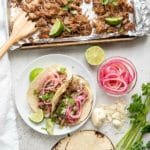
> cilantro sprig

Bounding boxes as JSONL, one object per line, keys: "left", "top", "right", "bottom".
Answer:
{"left": 116, "top": 83, "right": 150, "bottom": 150}
{"left": 64, "top": 95, "right": 75, "bottom": 105}
{"left": 39, "top": 92, "right": 54, "bottom": 101}
{"left": 58, "top": 67, "right": 66, "bottom": 74}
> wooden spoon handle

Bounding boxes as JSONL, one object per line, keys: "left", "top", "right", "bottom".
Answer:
{"left": 0, "top": 36, "right": 16, "bottom": 59}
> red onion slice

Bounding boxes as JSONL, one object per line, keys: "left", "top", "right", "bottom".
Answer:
{"left": 65, "top": 101, "right": 82, "bottom": 123}
{"left": 99, "top": 58, "right": 136, "bottom": 95}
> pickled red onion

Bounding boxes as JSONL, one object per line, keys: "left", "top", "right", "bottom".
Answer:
{"left": 66, "top": 101, "right": 81, "bottom": 123}
{"left": 76, "top": 95, "right": 86, "bottom": 105}
{"left": 40, "top": 72, "right": 62, "bottom": 94}
{"left": 98, "top": 57, "right": 136, "bottom": 95}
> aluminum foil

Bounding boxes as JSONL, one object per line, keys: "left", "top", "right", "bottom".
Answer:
{"left": 133, "top": 0, "right": 150, "bottom": 36}
{"left": 7, "top": 0, "right": 150, "bottom": 50}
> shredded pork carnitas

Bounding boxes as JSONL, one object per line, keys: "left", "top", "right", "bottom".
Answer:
{"left": 10, "top": 0, "right": 135, "bottom": 40}
{"left": 11, "top": 0, "right": 92, "bottom": 38}
{"left": 93, "top": 0, "right": 135, "bottom": 34}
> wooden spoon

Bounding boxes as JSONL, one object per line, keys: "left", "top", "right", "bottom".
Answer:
{"left": 0, "top": 10, "right": 37, "bottom": 58}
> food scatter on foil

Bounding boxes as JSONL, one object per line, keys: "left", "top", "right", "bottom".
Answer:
{"left": 8, "top": 0, "right": 150, "bottom": 48}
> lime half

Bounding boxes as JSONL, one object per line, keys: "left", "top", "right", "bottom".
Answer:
{"left": 105, "top": 17, "right": 123, "bottom": 26}
{"left": 49, "top": 19, "right": 64, "bottom": 37}
{"left": 29, "top": 68, "right": 43, "bottom": 82}
{"left": 29, "top": 109, "right": 44, "bottom": 123}
{"left": 45, "top": 119, "right": 54, "bottom": 135}
{"left": 85, "top": 46, "right": 105, "bottom": 65}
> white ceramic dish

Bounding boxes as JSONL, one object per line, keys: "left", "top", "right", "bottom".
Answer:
{"left": 15, "top": 54, "right": 96, "bottom": 136}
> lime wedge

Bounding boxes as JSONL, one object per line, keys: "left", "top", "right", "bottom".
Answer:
{"left": 29, "top": 68, "right": 43, "bottom": 82}
{"left": 85, "top": 46, "right": 105, "bottom": 65}
{"left": 29, "top": 109, "right": 44, "bottom": 123}
{"left": 105, "top": 17, "right": 123, "bottom": 26}
{"left": 49, "top": 19, "right": 64, "bottom": 37}
{"left": 45, "top": 119, "right": 54, "bottom": 135}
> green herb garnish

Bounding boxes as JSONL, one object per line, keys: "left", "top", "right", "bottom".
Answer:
{"left": 141, "top": 124, "right": 150, "bottom": 135}
{"left": 56, "top": 101, "right": 66, "bottom": 115}
{"left": 68, "top": 0, "right": 73, "bottom": 2}
{"left": 101, "top": 0, "right": 109, "bottom": 5}
{"left": 116, "top": 83, "right": 150, "bottom": 150}
{"left": 67, "top": 97, "right": 75, "bottom": 105}
{"left": 33, "top": 90, "right": 39, "bottom": 96}
{"left": 131, "top": 141, "right": 150, "bottom": 150}
{"left": 131, "top": 141, "right": 146, "bottom": 150}
{"left": 58, "top": 67, "right": 66, "bottom": 74}
{"left": 62, "top": 5, "right": 70, "bottom": 11}
{"left": 64, "top": 95, "right": 75, "bottom": 105}
{"left": 62, "top": 0, "right": 75, "bottom": 13}
{"left": 146, "top": 141, "right": 150, "bottom": 148}
{"left": 39, "top": 93, "right": 54, "bottom": 101}
{"left": 101, "top": 0, "right": 118, "bottom": 5}
{"left": 65, "top": 26, "right": 72, "bottom": 33}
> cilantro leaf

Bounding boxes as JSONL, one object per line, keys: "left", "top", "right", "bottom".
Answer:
{"left": 142, "top": 83, "right": 150, "bottom": 96}
{"left": 101, "top": 0, "right": 109, "bottom": 5}
{"left": 141, "top": 124, "right": 150, "bottom": 135}
{"left": 39, "top": 93, "right": 54, "bottom": 101}
{"left": 101, "top": 0, "right": 118, "bottom": 5}
{"left": 146, "top": 141, "right": 150, "bottom": 149}
{"left": 116, "top": 83, "right": 150, "bottom": 150}
{"left": 64, "top": 95, "right": 75, "bottom": 105}
{"left": 67, "top": 97, "right": 75, "bottom": 105}
{"left": 58, "top": 67, "right": 66, "bottom": 74}
{"left": 131, "top": 141, "right": 146, "bottom": 150}
{"left": 62, "top": 5, "right": 70, "bottom": 11}
{"left": 127, "top": 94, "right": 145, "bottom": 124}
{"left": 56, "top": 101, "right": 66, "bottom": 115}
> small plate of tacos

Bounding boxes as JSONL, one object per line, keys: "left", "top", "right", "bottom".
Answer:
{"left": 15, "top": 54, "right": 95, "bottom": 135}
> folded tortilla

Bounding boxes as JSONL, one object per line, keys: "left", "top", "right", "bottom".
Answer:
{"left": 52, "top": 130, "right": 114, "bottom": 150}
{"left": 27, "top": 64, "right": 72, "bottom": 113}
{"left": 54, "top": 75, "right": 93, "bottom": 126}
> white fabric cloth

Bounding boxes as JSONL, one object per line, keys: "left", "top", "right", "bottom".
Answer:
{"left": 0, "top": 1, "right": 19, "bottom": 150}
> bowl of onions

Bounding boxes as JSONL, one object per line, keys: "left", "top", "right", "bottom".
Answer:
{"left": 97, "top": 56, "right": 137, "bottom": 97}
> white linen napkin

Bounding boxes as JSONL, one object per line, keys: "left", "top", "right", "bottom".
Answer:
{"left": 0, "top": 0, "right": 19, "bottom": 150}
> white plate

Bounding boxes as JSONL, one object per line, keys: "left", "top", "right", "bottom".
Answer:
{"left": 15, "top": 54, "right": 96, "bottom": 136}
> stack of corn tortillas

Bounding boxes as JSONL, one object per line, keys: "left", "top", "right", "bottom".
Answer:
{"left": 52, "top": 130, "right": 114, "bottom": 150}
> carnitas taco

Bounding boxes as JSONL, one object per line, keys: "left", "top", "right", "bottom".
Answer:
{"left": 53, "top": 75, "right": 93, "bottom": 126}
{"left": 27, "top": 65, "right": 72, "bottom": 117}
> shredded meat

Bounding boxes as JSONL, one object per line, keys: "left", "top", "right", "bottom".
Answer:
{"left": 36, "top": 18, "right": 47, "bottom": 27}
{"left": 14, "top": 0, "right": 92, "bottom": 38}
{"left": 11, "top": 0, "right": 135, "bottom": 39}
{"left": 93, "top": 0, "right": 135, "bottom": 34}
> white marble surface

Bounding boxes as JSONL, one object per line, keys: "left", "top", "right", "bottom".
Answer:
{"left": 9, "top": 36, "right": 150, "bottom": 150}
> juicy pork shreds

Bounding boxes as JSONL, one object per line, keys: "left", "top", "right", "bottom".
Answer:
{"left": 61, "top": 13, "right": 92, "bottom": 37}
{"left": 11, "top": 0, "right": 135, "bottom": 39}
{"left": 93, "top": 0, "right": 135, "bottom": 34}
{"left": 15, "top": 0, "right": 92, "bottom": 38}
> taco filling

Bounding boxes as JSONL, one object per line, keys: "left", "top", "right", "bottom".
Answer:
{"left": 54, "top": 76, "right": 90, "bottom": 126}
{"left": 32, "top": 67, "right": 68, "bottom": 117}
